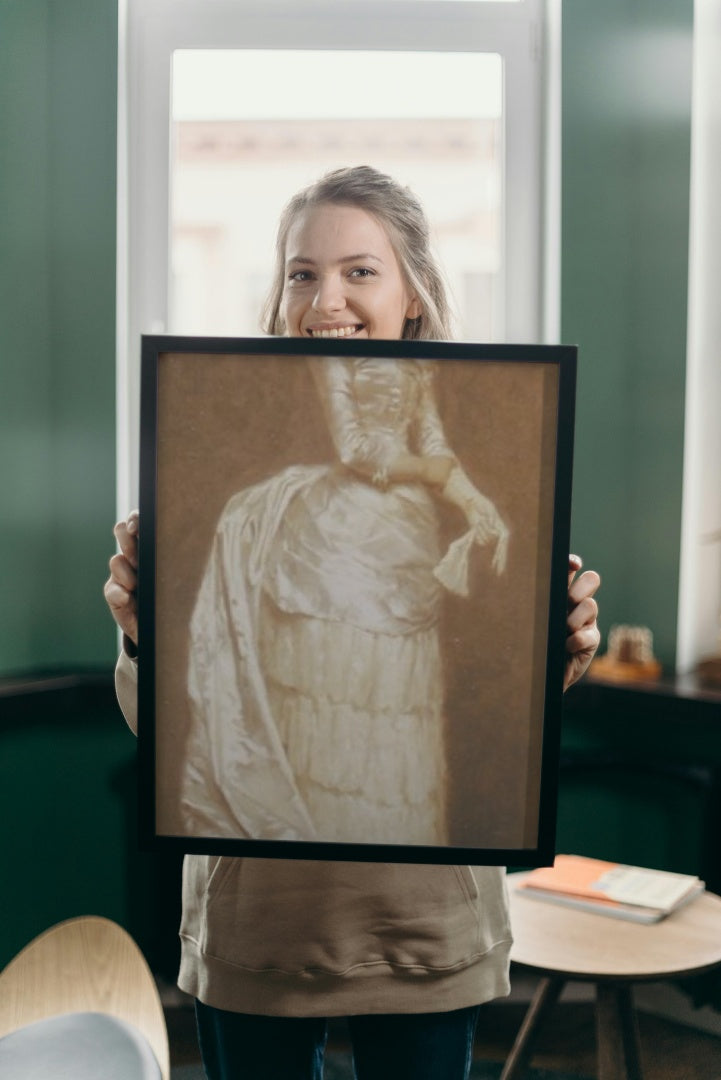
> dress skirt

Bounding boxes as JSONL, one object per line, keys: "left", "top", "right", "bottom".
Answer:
{"left": 259, "top": 602, "right": 448, "bottom": 845}
{"left": 260, "top": 467, "right": 449, "bottom": 847}
{"left": 184, "top": 463, "right": 455, "bottom": 846}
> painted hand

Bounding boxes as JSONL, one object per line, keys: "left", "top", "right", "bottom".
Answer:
{"left": 467, "top": 494, "right": 509, "bottom": 576}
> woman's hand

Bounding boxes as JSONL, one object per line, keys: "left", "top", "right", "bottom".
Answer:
{"left": 466, "top": 493, "right": 509, "bottom": 575}
{"left": 564, "top": 554, "right": 601, "bottom": 691}
{"left": 103, "top": 510, "right": 139, "bottom": 646}
{"left": 439, "top": 465, "right": 508, "bottom": 575}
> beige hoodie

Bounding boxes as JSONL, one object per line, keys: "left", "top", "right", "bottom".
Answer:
{"left": 116, "top": 650, "right": 512, "bottom": 1016}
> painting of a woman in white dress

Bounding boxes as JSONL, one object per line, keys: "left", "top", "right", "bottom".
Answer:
{"left": 174, "top": 167, "right": 512, "bottom": 848}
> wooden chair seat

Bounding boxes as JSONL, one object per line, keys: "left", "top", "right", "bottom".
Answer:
{"left": 0, "top": 916, "right": 169, "bottom": 1080}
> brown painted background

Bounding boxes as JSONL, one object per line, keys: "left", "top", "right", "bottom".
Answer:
{"left": 152, "top": 352, "right": 559, "bottom": 850}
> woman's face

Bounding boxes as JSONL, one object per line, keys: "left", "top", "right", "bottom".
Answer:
{"left": 281, "top": 203, "right": 421, "bottom": 340}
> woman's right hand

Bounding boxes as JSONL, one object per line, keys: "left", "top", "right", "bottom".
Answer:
{"left": 103, "top": 510, "right": 139, "bottom": 646}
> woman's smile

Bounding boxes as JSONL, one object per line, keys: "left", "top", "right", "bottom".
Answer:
{"left": 307, "top": 323, "right": 364, "bottom": 338}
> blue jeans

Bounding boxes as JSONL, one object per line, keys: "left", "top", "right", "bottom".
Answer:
{"left": 195, "top": 1000, "right": 481, "bottom": 1080}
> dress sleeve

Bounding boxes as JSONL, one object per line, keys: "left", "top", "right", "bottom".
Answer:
{"left": 412, "top": 363, "right": 455, "bottom": 459}
{"left": 309, "top": 357, "right": 397, "bottom": 475}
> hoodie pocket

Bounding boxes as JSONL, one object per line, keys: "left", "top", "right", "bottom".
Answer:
{"left": 181, "top": 856, "right": 510, "bottom": 976}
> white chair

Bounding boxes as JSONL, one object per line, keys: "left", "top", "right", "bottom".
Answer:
{"left": 0, "top": 915, "right": 170, "bottom": 1079}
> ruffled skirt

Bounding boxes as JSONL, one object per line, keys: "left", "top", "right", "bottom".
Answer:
{"left": 259, "top": 599, "right": 448, "bottom": 846}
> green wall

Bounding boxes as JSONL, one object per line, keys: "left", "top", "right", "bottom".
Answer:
{"left": 562, "top": 0, "right": 693, "bottom": 669}
{"left": 557, "top": 687, "right": 721, "bottom": 884}
{"left": 0, "top": 683, "right": 183, "bottom": 974}
{"left": 0, "top": 0, "right": 118, "bottom": 675}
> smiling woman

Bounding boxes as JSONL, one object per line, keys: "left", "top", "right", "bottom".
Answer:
{"left": 178, "top": 166, "right": 509, "bottom": 847}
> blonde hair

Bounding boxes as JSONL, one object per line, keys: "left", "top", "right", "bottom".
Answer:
{"left": 262, "top": 165, "right": 453, "bottom": 340}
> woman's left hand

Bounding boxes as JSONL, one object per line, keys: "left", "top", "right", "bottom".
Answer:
{"left": 564, "top": 554, "right": 601, "bottom": 691}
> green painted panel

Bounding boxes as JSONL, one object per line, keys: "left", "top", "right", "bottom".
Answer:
{"left": 0, "top": 2, "right": 54, "bottom": 669}
{"left": 0, "top": 690, "right": 132, "bottom": 967}
{"left": 558, "top": 688, "right": 721, "bottom": 884}
{"left": 0, "top": 0, "right": 118, "bottom": 673}
{"left": 0, "top": 684, "right": 183, "bottom": 976}
{"left": 46, "top": 0, "right": 119, "bottom": 667}
{"left": 562, "top": 0, "right": 693, "bottom": 669}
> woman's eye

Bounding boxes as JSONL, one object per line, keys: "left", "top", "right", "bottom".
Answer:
{"left": 349, "top": 267, "right": 375, "bottom": 279}
{"left": 288, "top": 269, "right": 313, "bottom": 283}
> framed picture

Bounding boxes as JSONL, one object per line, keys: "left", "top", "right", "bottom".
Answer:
{"left": 137, "top": 335, "right": 576, "bottom": 865}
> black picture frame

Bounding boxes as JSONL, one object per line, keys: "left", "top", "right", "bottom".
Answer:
{"left": 138, "top": 335, "right": 576, "bottom": 865}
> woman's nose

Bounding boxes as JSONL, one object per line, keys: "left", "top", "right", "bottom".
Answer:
{"left": 312, "top": 274, "right": 345, "bottom": 314}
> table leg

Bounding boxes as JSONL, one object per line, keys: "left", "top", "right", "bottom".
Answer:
{"left": 499, "top": 976, "right": 565, "bottom": 1080}
{"left": 596, "top": 982, "right": 643, "bottom": 1080}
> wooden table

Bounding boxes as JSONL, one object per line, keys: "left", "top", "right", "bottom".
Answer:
{"left": 503, "top": 873, "right": 721, "bottom": 1080}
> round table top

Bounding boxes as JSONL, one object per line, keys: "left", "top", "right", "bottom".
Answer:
{"left": 508, "top": 871, "right": 721, "bottom": 981}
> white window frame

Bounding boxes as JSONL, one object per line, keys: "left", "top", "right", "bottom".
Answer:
{"left": 676, "top": 0, "right": 721, "bottom": 674}
{"left": 117, "top": 0, "right": 559, "bottom": 512}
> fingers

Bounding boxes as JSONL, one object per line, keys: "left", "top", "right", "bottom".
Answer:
{"left": 473, "top": 523, "right": 493, "bottom": 545}
{"left": 568, "top": 553, "right": 583, "bottom": 586}
{"left": 564, "top": 557, "right": 601, "bottom": 690}
{"left": 471, "top": 510, "right": 509, "bottom": 576}
{"left": 492, "top": 530, "right": 508, "bottom": 576}
{"left": 567, "top": 569, "right": 600, "bottom": 653}
{"left": 113, "top": 510, "right": 139, "bottom": 568}
{"left": 563, "top": 623, "right": 601, "bottom": 691}
{"left": 103, "top": 575, "right": 138, "bottom": 643}
{"left": 103, "top": 575, "right": 135, "bottom": 618}
{"left": 473, "top": 518, "right": 508, "bottom": 574}
{"left": 568, "top": 567, "right": 601, "bottom": 610}
{"left": 566, "top": 621, "right": 601, "bottom": 658}
{"left": 108, "top": 548, "right": 137, "bottom": 588}
{"left": 105, "top": 511, "right": 140, "bottom": 645}
{"left": 566, "top": 591, "right": 599, "bottom": 636}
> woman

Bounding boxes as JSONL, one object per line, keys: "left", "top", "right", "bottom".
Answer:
{"left": 106, "top": 166, "right": 601, "bottom": 1080}
{"left": 182, "top": 170, "right": 509, "bottom": 849}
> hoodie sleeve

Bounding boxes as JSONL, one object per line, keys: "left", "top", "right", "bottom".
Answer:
{"left": 115, "top": 646, "right": 139, "bottom": 736}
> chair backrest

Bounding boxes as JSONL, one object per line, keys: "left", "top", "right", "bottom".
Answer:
{"left": 0, "top": 915, "right": 170, "bottom": 1080}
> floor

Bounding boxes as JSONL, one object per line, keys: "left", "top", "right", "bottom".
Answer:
{"left": 165, "top": 981, "right": 721, "bottom": 1079}
{"left": 474, "top": 999, "right": 721, "bottom": 1079}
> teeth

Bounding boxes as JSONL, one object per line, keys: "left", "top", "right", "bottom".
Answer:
{"left": 311, "top": 326, "right": 359, "bottom": 338}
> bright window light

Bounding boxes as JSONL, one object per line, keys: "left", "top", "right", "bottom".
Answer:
{"left": 173, "top": 50, "right": 502, "bottom": 121}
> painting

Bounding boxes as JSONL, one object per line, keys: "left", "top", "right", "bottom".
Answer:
{"left": 137, "top": 335, "right": 576, "bottom": 864}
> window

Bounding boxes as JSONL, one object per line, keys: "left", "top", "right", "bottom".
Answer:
{"left": 170, "top": 49, "right": 503, "bottom": 340}
{"left": 118, "top": 0, "right": 557, "bottom": 509}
